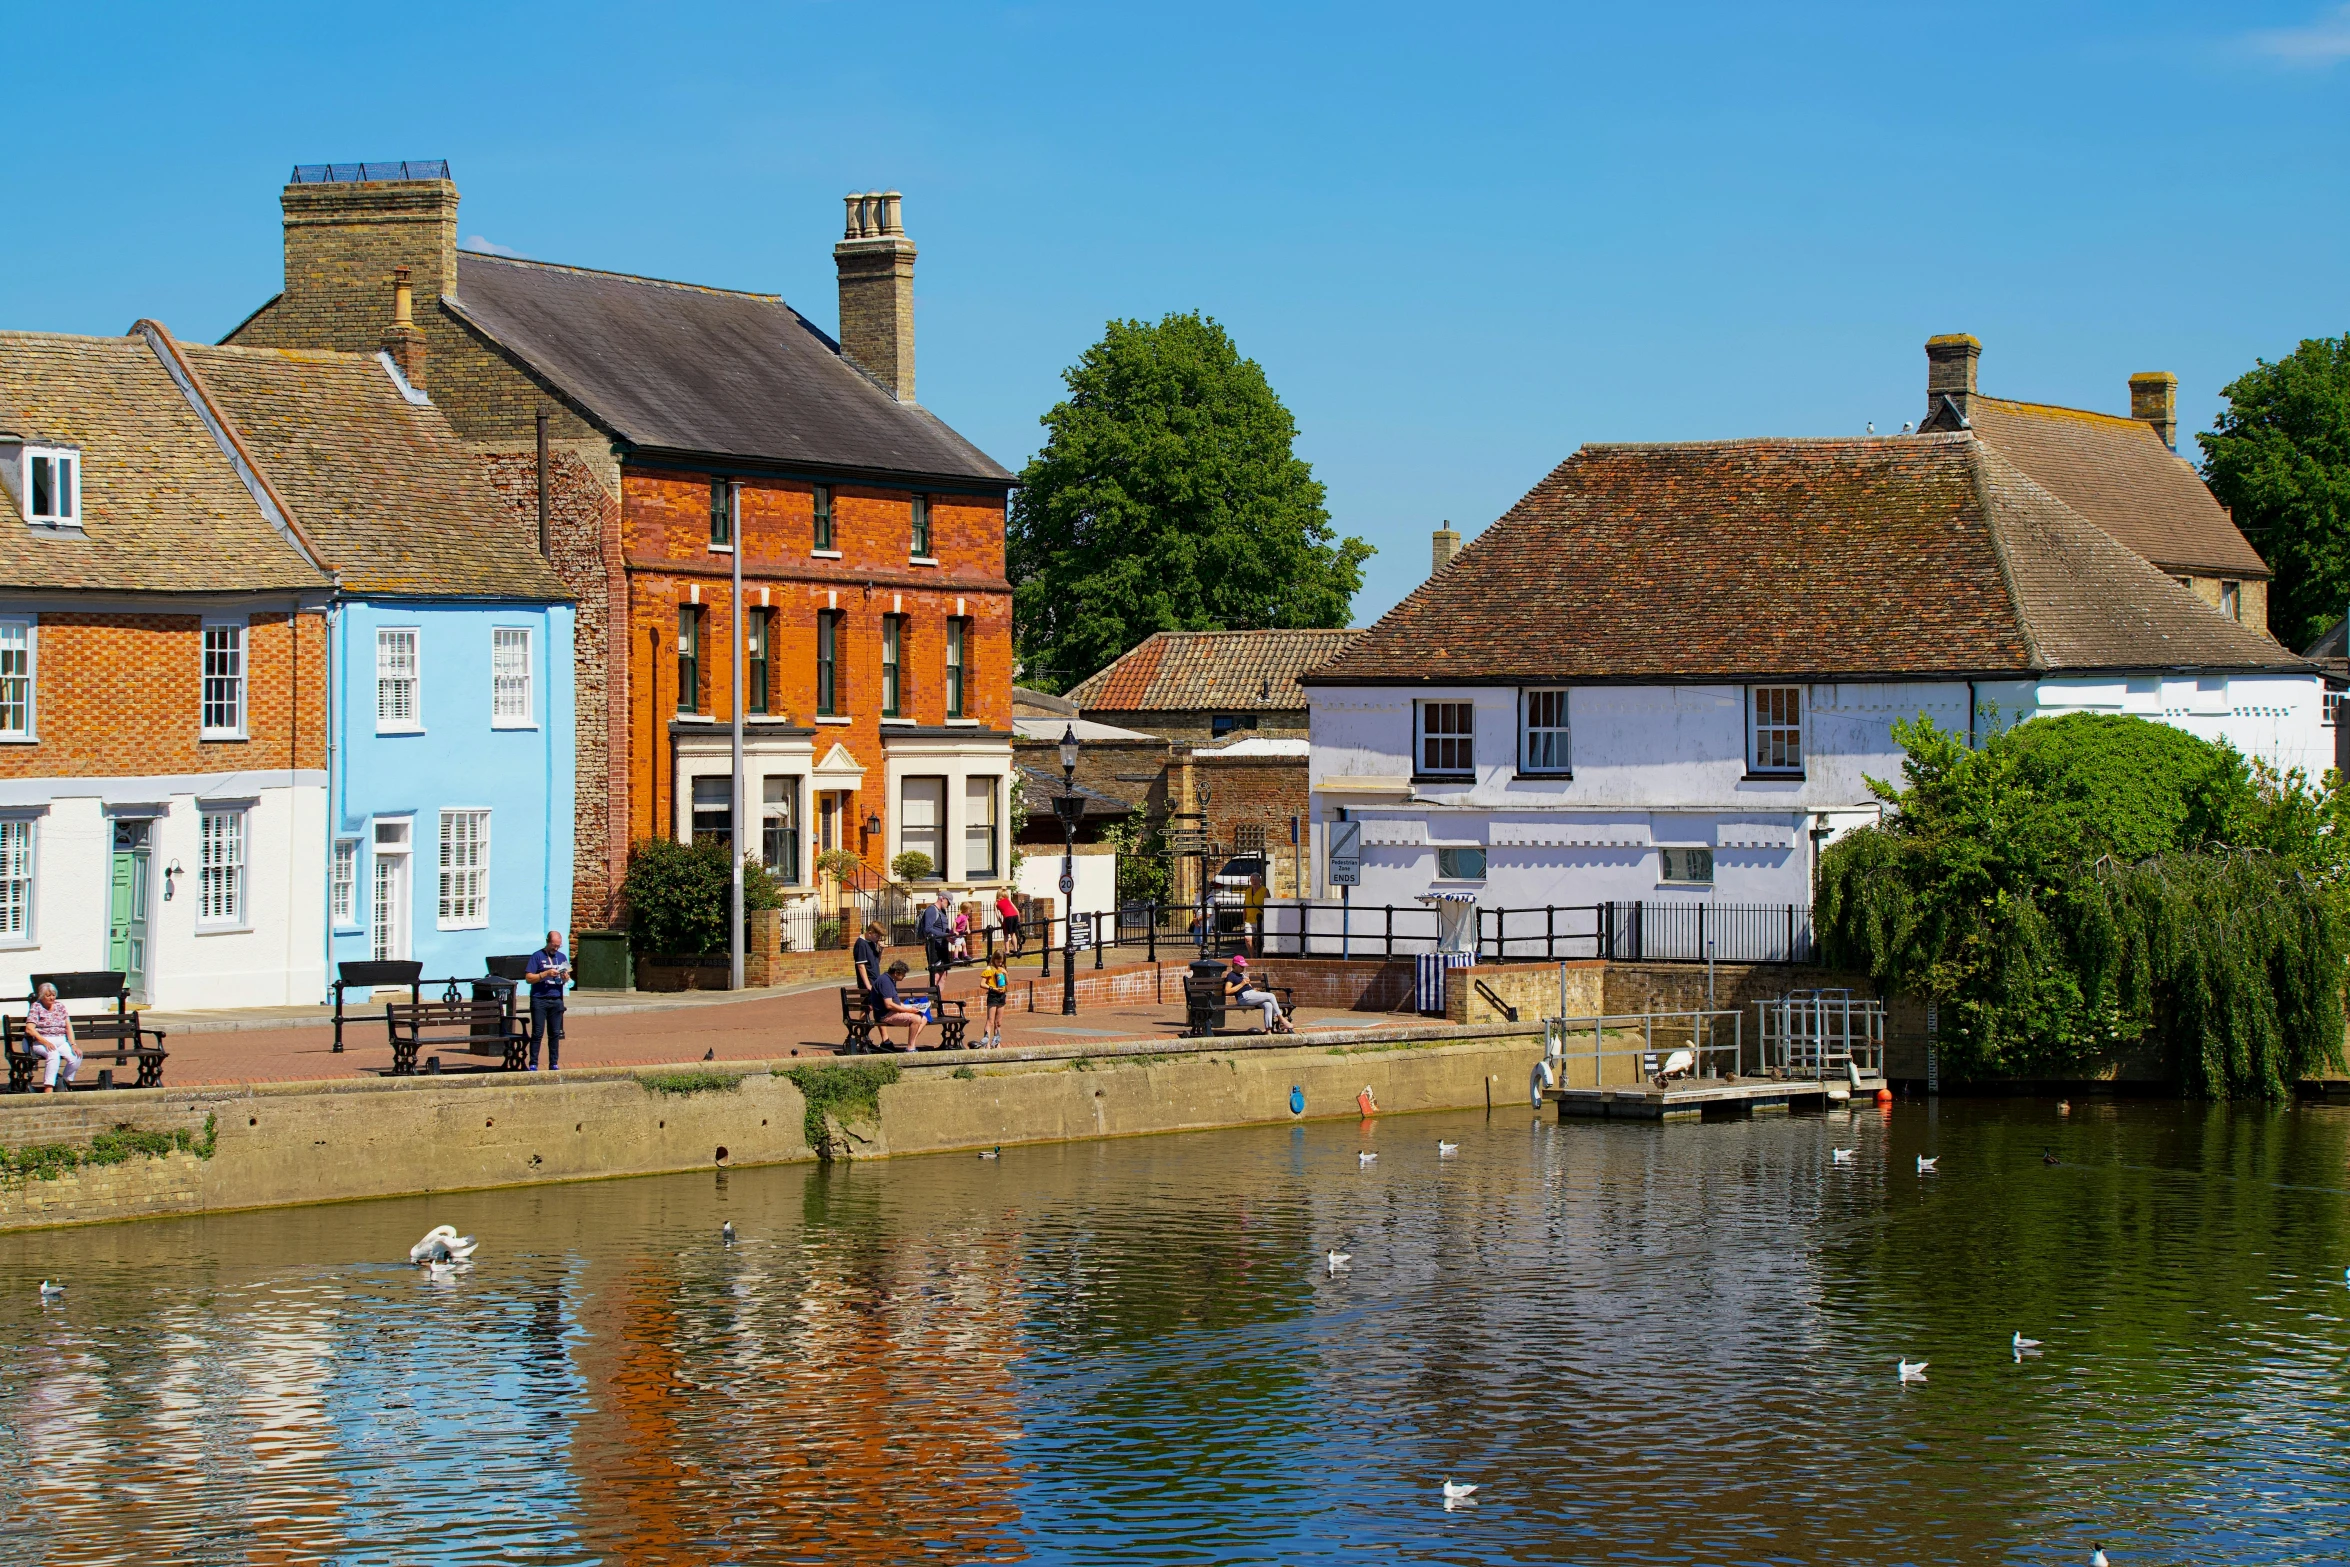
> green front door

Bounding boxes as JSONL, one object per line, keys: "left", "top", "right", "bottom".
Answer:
{"left": 109, "top": 820, "right": 151, "bottom": 1001}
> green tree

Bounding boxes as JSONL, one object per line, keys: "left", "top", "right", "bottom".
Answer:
{"left": 2198, "top": 333, "right": 2350, "bottom": 649}
{"left": 1817, "top": 712, "right": 2349, "bottom": 1097}
{"left": 1009, "top": 312, "right": 1372, "bottom": 687}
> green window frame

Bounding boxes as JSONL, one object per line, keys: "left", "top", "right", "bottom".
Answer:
{"left": 813, "top": 485, "right": 834, "bottom": 551}
{"left": 881, "top": 615, "right": 904, "bottom": 718}
{"left": 677, "top": 605, "right": 701, "bottom": 715}
{"left": 816, "top": 610, "right": 838, "bottom": 716}
{"left": 945, "top": 617, "right": 967, "bottom": 720}
{"left": 910, "top": 494, "right": 931, "bottom": 557}
{"left": 708, "top": 479, "right": 731, "bottom": 549}
{"left": 745, "top": 608, "right": 770, "bottom": 715}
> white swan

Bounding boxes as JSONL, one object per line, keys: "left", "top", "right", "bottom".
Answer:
{"left": 1898, "top": 1359, "right": 1929, "bottom": 1382}
{"left": 1652, "top": 1048, "right": 1695, "bottom": 1086}
{"left": 409, "top": 1225, "right": 478, "bottom": 1265}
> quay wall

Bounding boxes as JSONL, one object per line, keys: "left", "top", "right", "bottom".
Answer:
{"left": 0, "top": 1025, "right": 1540, "bottom": 1234}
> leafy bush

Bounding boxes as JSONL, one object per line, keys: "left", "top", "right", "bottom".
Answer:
{"left": 621, "top": 837, "right": 780, "bottom": 957}
{"left": 815, "top": 848, "right": 864, "bottom": 883}
{"left": 890, "top": 850, "right": 936, "bottom": 883}
{"left": 1817, "top": 712, "right": 2349, "bottom": 1096}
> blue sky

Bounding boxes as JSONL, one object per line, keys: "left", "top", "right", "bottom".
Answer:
{"left": 9, "top": 2, "right": 2347, "bottom": 623}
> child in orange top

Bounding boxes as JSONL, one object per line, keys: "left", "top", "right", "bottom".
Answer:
{"left": 979, "top": 956, "right": 1011, "bottom": 1047}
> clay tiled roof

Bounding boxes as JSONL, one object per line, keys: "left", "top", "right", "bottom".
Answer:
{"left": 1311, "top": 434, "right": 2305, "bottom": 686}
{"left": 1967, "top": 397, "right": 2268, "bottom": 580}
{"left": 0, "top": 331, "right": 328, "bottom": 594}
{"left": 181, "top": 342, "right": 567, "bottom": 600}
{"left": 1064, "top": 629, "right": 1364, "bottom": 712}
{"left": 445, "top": 254, "right": 1013, "bottom": 485}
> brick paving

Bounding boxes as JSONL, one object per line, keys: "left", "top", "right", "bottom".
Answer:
{"left": 114, "top": 977, "right": 1422, "bottom": 1089}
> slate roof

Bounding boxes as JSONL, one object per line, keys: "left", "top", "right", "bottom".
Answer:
{"left": 0, "top": 331, "right": 327, "bottom": 594}
{"left": 443, "top": 253, "right": 1013, "bottom": 486}
{"left": 1065, "top": 629, "right": 1365, "bottom": 712}
{"left": 1964, "top": 396, "right": 2269, "bottom": 580}
{"left": 1311, "top": 434, "right": 2307, "bottom": 686}
{"left": 181, "top": 342, "right": 568, "bottom": 601}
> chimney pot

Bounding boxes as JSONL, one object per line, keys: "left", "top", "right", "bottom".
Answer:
{"left": 382, "top": 266, "right": 428, "bottom": 390}
{"left": 1431, "top": 522, "right": 1463, "bottom": 577}
{"left": 834, "top": 189, "right": 918, "bottom": 402}
{"left": 2130, "top": 371, "right": 2179, "bottom": 451}
{"left": 1924, "top": 334, "right": 1981, "bottom": 426}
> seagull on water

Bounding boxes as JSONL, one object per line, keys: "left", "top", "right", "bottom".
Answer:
{"left": 37, "top": 1280, "right": 63, "bottom": 1300}
{"left": 1327, "top": 1250, "right": 1351, "bottom": 1273}
{"left": 1831, "top": 1148, "right": 1856, "bottom": 1164}
{"left": 1441, "top": 1479, "right": 1478, "bottom": 1501}
{"left": 1916, "top": 1155, "right": 1938, "bottom": 1174}
{"left": 1437, "top": 1141, "right": 1459, "bottom": 1156}
{"left": 1898, "top": 1358, "right": 1929, "bottom": 1382}
{"left": 2013, "top": 1332, "right": 2042, "bottom": 1352}
{"left": 721, "top": 1221, "right": 735, "bottom": 1246}
{"left": 1359, "top": 1151, "right": 1378, "bottom": 1166}
{"left": 2090, "top": 1546, "right": 2108, "bottom": 1567}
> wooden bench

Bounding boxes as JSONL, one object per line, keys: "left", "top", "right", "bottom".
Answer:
{"left": 4, "top": 971, "right": 168, "bottom": 1093}
{"left": 1182, "top": 973, "right": 1297, "bottom": 1038}
{"left": 839, "top": 987, "right": 969, "bottom": 1052}
{"left": 385, "top": 998, "right": 528, "bottom": 1076}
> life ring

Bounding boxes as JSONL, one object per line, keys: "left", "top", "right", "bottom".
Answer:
{"left": 1529, "top": 1058, "right": 1557, "bottom": 1107}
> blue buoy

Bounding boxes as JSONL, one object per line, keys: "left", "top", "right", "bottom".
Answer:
{"left": 1289, "top": 1085, "right": 1305, "bottom": 1115}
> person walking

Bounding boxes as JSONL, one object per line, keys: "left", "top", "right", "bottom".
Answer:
{"left": 852, "top": 921, "right": 886, "bottom": 994}
{"left": 525, "top": 931, "right": 572, "bottom": 1071}
{"left": 919, "top": 890, "right": 955, "bottom": 993}
{"left": 994, "top": 890, "right": 1024, "bottom": 957}
{"left": 1243, "top": 870, "right": 1269, "bottom": 957}
{"left": 24, "top": 982, "right": 79, "bottom": 1092}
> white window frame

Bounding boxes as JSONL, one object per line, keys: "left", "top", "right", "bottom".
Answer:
{"left": 331, "top": 837, "right": 359, "bottom": 928}
{"left": 197, "top": 807, "right": 248, "bottom": 929}
{"left": 1748, "top": 685, "right": 1805, "bottom": 776}
{"left": 376, "top": 627, "right": 422, "bottom": 733}
{"left": 2326, "top": 690, "right": 2346, "bottom": 729}
{"left": 20, "top": 446, "right": 79, "bottom": 527}
{"left": 1416, "top": 700, "right": 1475, "bottom": 778}
{"left": 0, "top": 617, "right": 36, "bottom": 742}
{"left": 963, "top": 774, "right": 999, "bottom": 880}
{"left": 1659, "top": 847, "right": 1716, "bottom": 886}
{"left": 201, "top": 619, "right": 248, "bottom": 740}
{"left": 0, "top": 813, "right": 37, "bottom": 946}
{"left": 1520, "top": 687, "right": 1570, "bottom": 775}
{"left": 491, "top": 627, "right": 534, "bottom": 728}
{"left": 436, "top": 808, "right": 491, "bottom": 930}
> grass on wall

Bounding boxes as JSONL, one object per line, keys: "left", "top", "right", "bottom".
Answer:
{"left": 0, "top": 1114, "right": 218, "bottom": 1185}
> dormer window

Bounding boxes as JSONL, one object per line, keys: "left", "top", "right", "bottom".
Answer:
{"left": 22, "top": 448, "right": 77, "bottom": 527}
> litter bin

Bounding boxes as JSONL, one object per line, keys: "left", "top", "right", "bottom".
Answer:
{"left": 574, "top": 931, "right": 632, "bottom": 991}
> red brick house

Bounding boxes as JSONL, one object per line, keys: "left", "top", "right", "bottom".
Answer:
{"left": 226, "top": 164, "right": 1017, "bottom": 925}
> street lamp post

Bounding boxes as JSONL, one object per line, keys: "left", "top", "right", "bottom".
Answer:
{"left": 1053, "top": 724, "right": 1084, "bottom": 1016}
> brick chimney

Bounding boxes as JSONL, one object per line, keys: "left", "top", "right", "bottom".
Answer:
{"left": 834, "top": 190, "right": 916, "bottom": 402}
{"left": 271, "top": 161, "right": 459, "bottom": 356}
{"left": 1925, "top": 334, "right": 1982, "bottom": 426}
{"left": 1431, "top": 522, "right": 1462, "bottom": 577}
{"left": 382, "top": 266, "right": 428, "bottom": 390}
{"left": 2130, "top": 371, "right": 2179, "bottom": 451}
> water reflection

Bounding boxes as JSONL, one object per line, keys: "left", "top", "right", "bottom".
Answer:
{"left": 1, "top": 1100, "right": 2346, "bottom": 1564}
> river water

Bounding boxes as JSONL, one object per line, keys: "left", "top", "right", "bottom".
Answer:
{"left": 2, "top": 1098, "right": 2345, "bottom": 1565}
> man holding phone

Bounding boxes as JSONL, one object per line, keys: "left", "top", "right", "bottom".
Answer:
{"left": 526, "top": 930, "right": 573, "bottom": 1071}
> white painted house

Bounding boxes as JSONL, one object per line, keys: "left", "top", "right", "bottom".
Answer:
{"left": 1302, "top": 360, "right": 2321, "bottom": 946}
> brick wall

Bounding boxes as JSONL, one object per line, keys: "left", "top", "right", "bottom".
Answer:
{"left": 1088, "top": 707, "right": 1311, "bottom": 743}
{"left": 1, "top": 608, "right": 325, "bottom": 778}
{"left": 1176, "top": 750, "right": 1312, "bottom": 896}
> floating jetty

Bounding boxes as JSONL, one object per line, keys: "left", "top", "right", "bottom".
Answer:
{"left": 1530, "top": 992, "right": 1888, "bottom": 1124}
{"left": 1545, "top": 1076, "right": 1836, "bottom": 1121}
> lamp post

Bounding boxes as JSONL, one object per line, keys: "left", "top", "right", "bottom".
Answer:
{"left": 1053, "top": 723, "right": 1083, "bottom": 1016}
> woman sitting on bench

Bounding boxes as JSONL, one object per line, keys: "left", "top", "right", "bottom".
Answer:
{"left": 25, "top": 982, "right": 80, "bottom": 1092}
{"left": 1225, "top": 957, "right": 1293, "bottom": 1035}
{"left": 872, "top": 961, "right": 930, "bottom": 1051}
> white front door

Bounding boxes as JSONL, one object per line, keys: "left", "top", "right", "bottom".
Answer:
{"left": 371, "top": 819, "right": 412, "bottom": 962}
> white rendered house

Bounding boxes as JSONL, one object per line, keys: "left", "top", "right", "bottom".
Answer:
{"left": 1302, "top": 427, "right": 2322, "bottom": 945}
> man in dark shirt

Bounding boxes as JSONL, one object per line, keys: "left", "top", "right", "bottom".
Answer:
{"left": 851, "top": 921, "right": 885, "bottom": 994}
{"left": 525, "top": 931, "right": 572, "bottom": 1070}
{"left": 871, "top": 959, "right": 928, "bottom": 1050}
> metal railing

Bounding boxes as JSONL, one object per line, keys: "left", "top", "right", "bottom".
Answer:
{"left": 1537, "top": 1009, "right": 1747, "bottom": 1094}
{"left": 1235, "top": 900, "right": 1815, "bottom": 963}
{"left": 290, "top": 160, "right": 450, "bottom": 184}
{"left": 1755, "top": 990, "right": 1886, "bottom": 1080}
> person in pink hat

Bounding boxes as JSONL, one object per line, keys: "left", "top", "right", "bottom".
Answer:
{"left": 1223, "top": 955, "right": 1292, "bottom": 1034}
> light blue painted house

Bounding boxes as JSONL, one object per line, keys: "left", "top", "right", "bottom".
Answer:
{"left": 190, "top": 340, "right": 574, "bottom": 984}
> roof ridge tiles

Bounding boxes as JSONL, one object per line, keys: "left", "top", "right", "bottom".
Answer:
{"left": 1972, "top": 393, "right": 2152, "bottom": 431}
{"left": 456, "top": 250, "right": 784, "bottom": 303}
{"left": 1576, "top": 432, "right": 1977, "bottom": 454}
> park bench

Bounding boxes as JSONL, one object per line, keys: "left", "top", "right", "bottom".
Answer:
{"left": 385, "top": 996, "right": 528, "bottom": 1076}
{"left": 3, "top": 971, "right": 168, "bottom": 1093}
{"left": 1181, "top": 969, "right": 1298, "bottom": 1039}
{"left": 838, "top": 986, "right": 969, "bottom": 1053}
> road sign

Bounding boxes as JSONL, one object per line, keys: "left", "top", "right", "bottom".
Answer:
{"left": 1327, "top": 819, "right": 1362, "bottom": 887}
{"left": 1059, "top": 870, "right": 1075, "bottom": 896}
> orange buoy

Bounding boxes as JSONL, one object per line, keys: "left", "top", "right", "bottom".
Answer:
{"left": 1356, "top": 1085, "right": 1379, "bottom": 1117}
{"left": 1875, "top": 1087, "right": 1894, "bottom": 1105}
